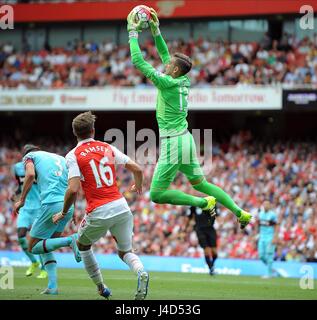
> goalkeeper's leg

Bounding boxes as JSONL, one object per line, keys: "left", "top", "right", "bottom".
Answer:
{"left": 150, "top": 171, "right": 214, "bottom": 209}
{"left": 179, "top": 132, "right": 251, "bottom": 226}
{"left": 150, "top": 133, "right": 214, "bottom": 210}
{"left": 180, "top": 161, "right": 244, "bottom": 217}
{"left": 150, "top": 187, "right": 210, "bottom": 209}
{"left": 190, "top": 177, "right": 252, "bottom": 228}
{"left": 150, "top": 169, "right": 209, "bottom": 209}
{"left": 191, "top": 177, "right": 243, "bottom": 217}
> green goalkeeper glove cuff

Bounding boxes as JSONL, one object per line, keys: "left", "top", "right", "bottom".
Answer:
{"left": 128, "top": 31, "right": 139, "bottom": 39}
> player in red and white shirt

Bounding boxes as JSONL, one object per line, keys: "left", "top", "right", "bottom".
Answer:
{"left": 52, "top": 111, "right": 149, "bottom": 300}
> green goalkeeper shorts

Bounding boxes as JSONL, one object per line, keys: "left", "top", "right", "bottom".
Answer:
{"left": 150, "top": 131, "right": 204, "bottom": 191}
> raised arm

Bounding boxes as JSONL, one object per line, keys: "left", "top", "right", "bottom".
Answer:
{"left": 128, "top": 10, "right": 173, "bottom": 89}
{"left": 149, "top": 8, "right": 171, "bottom": 65}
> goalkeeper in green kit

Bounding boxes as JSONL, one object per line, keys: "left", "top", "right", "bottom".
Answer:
{"left": 127, "top": 9, "right": 252, "bottom": 228}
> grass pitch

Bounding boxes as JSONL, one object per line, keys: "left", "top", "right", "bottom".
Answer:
{"left": 0, "top": 267, "right": 316, "bottom": 300}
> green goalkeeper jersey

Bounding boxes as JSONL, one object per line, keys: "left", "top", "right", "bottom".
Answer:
{"left": 129, "top": 35, "right": 190, "bottom": 138}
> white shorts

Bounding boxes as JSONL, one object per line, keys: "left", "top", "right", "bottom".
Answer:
{"left": 78, "top": 201, "right": 134, "bottom": 252}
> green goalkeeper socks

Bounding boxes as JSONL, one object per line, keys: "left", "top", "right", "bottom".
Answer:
{"left": 149, "top": 179, "right": 243, "bottom": 215}
{"left": 193, "top": 180, "right": 242, "bottom": 217}
{"left": 150, "top": 189, "right": 207, "bottom": 208}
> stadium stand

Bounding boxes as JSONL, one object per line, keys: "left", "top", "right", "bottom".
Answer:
{"left": 1, "top": 132, "right": 316, "bottom": 262}
{"left": 1, "top": 34, "right": 317, "bottom": 89}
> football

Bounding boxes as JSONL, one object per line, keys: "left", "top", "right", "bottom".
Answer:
{"left": 133, "top": 5, "right": 151, "bottom": 30}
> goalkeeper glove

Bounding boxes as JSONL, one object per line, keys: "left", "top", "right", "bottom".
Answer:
{"left": 149, "top": 8, "right": 161, "bottom": 36}
{"left": 127, "top": 10, "right": 142, "bottom": 38}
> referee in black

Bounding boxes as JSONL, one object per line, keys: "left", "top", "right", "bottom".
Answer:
{"left": 186, "top": 206, "right": 218, "bottom": 275}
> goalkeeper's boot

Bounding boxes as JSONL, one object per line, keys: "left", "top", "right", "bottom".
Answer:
{"left": 70, "top": 234, "right": 82, "bottom": 263}
{"left": 41, "top": 287, "right": 58, "bottom": 295}
{"left": 202, "top": 196, "right": 217, "bottom": 216}
{"left": 238, "top": 210, "right": 252, "bottom": 229}
{"left": 25, "top": 261, "right": 40, "bottom": 277}
{"left": 98, "top": 284, "right": 112, "bottom": 300}
{"left": 135, "top": 271, "right": 149, "bottom": 300}
{"left": 37, "top": 270, "right": 48, "bottom": 279}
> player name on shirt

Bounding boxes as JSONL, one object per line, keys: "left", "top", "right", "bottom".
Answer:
{"left": 79, "top": 145, "right": 110, "bottom": 158}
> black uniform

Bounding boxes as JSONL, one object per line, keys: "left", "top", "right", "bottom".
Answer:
{"left": 186, "top": 206, "right": 217, "bottom": 248}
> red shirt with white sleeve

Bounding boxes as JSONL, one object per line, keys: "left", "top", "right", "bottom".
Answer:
{"left": 66, "top": 138, "right": 130, "bottom": 214}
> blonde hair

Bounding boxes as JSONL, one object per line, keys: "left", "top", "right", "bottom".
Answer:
{"left": 72, "top": 111, "right": 96, "bottom": 139}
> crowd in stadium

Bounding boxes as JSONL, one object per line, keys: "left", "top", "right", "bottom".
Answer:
{"left": 1, "top": 32, "right": 317, "bottom": 89}
{"left": 1, "top": 132, "right": 316, "bottom": 263}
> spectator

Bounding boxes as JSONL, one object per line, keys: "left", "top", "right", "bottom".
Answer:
{"left": 1, "top": 34, "right": 317, "bottom": 89}
{"left": 0, "top": 131, "right": 316, "bottom": 261}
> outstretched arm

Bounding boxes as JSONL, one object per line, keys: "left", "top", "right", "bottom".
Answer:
{"left": 129, "top": 36, "right": 158, "bottom": 80}
{"left": 131, "top": 37, "right": 177, "bottom": 90}
{"left": 127, "top": 10, "right": 174, "bottom": 89}
{"left": 149, "top": 8, "right": 171, "bottom": 65}
{"left": 129, "top": 36, "right": 173, "bottom": 89}
{"left": 154, "top": 34, "right": 171, "bottom": 65}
